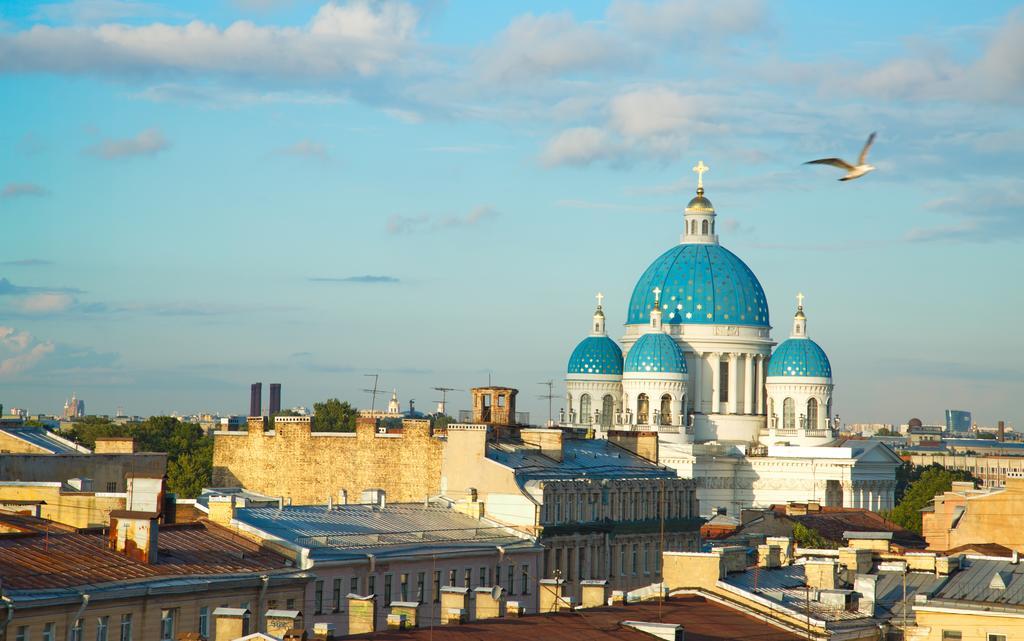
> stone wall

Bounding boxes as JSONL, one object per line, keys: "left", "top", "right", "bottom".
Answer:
{"left": 212, "top": 416, "right": 445, "bottom": 504}
{"left": 0, "top": 453, "right": 167, "bottom": 491}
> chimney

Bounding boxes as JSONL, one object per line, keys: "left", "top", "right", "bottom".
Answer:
{"left": 346, "top": 594, "right": 377, "bottom": 635}
{"left": 270, "top": 383, "right": 282, "bottom": 416}
{"left": 766, "top": 537, "right": 794, "bottom": 565}
{"left": 67, "top": 477, "right": 93, "bottom": 492}
{"left": 506, "top": 600, "right": 524, "bottom": 617}
{"left": 108, "top": 510, "right": 159, "bottom": 564}
{"left": 282, "top": 630, "right": 306, "bottom": 641}
{"left": 757, "top": 544, "right": 781, "bottom": 569}
{"left": 360, "top": 488, "right": 387, "bottom": 509}
{"left": 854, "top": 574, "right": 878, "bottom": 616}
{"left": 212, "top": 607, "right": 250, "bottom": 641}
{"left": 805, "top": 560, "right": 838, "bottom": 590}
{"left": 474, "top": 586, "right": 505, "bottom": 620}
{"left": 310, "top": 623, "right": 335, "bottom": 641}
{"left": 539, "top": 578, "right": 572, "bottom": 612}
{"left": 520, "top": 428, "right": 564, "bottom": 462}
{"left": 207, "top": 495, "right": 238, "bottom": 526}
{"left": 580, "top": 580, "right": 610, "bottom": 608}
{"left": 999, "top": 420, "right": 1006, "bottom": 442}
{"left": 266, "top": 609, "right": 303, "bottom": 638}
{"left": 250, "top": 382, "right": 262, "bottom": 417}
{"left": 439, "top": 586, "right": 469, "bottom": 624}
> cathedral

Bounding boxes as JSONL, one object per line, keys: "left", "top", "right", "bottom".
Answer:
{"left": 562, "top": 162, "right": 900, "bottom": 516}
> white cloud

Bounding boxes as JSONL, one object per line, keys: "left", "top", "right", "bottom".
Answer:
{"left": 0, "top": 326, "right": 55, "bottom": 378}
{"left": 609, "top": 87, "right": 704, "bottom": 138}
{"left": 275, "top": 139, "right": 330, "bottom": 160}
{"left": 540, "top": 127, "right": 615, "bottom": 167}
{"left": 86, "top": 128, "right": 169, "bottom": 158}
{"left": 14, "top": 293, "right": 76, "bottom": 314}
{"left": 386, "top": 205, "right": 498, "bottom": 235}
{"left": 608, "top": 0, "right": 769, "bottom": 42}
{"left": 476, "top": 12, "right": 638, "bottom": 83}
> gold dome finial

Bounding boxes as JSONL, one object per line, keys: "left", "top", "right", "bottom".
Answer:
{"left": 693, "top": 160, "right": 709, "bottom": 195}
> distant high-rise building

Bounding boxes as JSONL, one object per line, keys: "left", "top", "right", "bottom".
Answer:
{"left": 250, "top": 383, "right": 262, "bottom": 417}
{"left": 63, "top": 393, "right": 85, "bottom": 419}
{"left": 269, "top": 383, "right": 281, "bottom": 416}
{"left": 945, "top": 409, "right": 972, "bottom": 433}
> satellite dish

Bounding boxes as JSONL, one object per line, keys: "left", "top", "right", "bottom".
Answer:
{"left": 491, "top": 585, "right": 504, "bottom": 601}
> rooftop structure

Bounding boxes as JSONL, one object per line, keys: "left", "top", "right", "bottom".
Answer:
{"left": 0, "top": 425, "right": 89, "bottom": 455}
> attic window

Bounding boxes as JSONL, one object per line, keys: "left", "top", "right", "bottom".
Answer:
{"left": 989, "top": 571, "right": 1012, "bottom": 590}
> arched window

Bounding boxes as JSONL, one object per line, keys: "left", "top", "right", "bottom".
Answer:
{"left": 783, "top": 398, "right": 795, "bottom": 430}
{"left": 710, "top": 221, "right": 714, "bottom": 235}
{"left": 637, "top": 394, "right": 649, "bottom": 424}
{"left": 827, "top": 399, "right": 832, "bottom": 421}
{"left": 701, "top": 219, "right": 709, "bottom": 234}
{"left": 580, "top": 394, "right": 592, "bottom": 425}
{"left": 807, "top": 398, "right": 819, "bottom": 430}
{"left": 602, "top": 395, "right": 614, "bottom": 427}
{"left": 660, "top": 394, "right": 672, "bottom": 425}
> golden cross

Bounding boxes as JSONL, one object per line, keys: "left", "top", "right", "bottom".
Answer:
{"left": 693, "top": 160, "right": 709, "bottom": 189}
{"left": 652, "top": 287, "right": 662, "bottom": 305}
{"left": 596, "top": 292, "right": 604, "bottom": 307}
{"left": 796, "top": 292, "right": 805, "bottom": 309}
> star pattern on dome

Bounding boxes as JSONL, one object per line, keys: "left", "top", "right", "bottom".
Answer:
{"left": 624, "top": 333, "right": 687, "bottom": 375}
{"left": 767, "top": 338, "right": 832, "bottom": 378}
{"left": 567, "top": 336, "right": 624, "bottom": 376}
{"left": 628, "top": 244, "right": 769, "bottom": 327}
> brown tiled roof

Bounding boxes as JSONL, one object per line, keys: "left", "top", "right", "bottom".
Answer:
{"left": 0, "top": 520, "right": 291, "bottom": 590}
{"left": 769, "top": 505, "right": 926, "bottom": 549}
{"left": 347, "top": 595, "right": 801, "bottom": 641}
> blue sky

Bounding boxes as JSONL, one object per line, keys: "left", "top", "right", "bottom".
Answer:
{"left": 1, "top": 0, "right": 1022, "bottom": 427}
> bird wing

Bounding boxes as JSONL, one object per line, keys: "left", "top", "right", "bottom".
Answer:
{"left": 805, "top": 158, "right": 854, "bottom": 171}
{"left": 858, "top": 132, "right": 876, "bottom": 165}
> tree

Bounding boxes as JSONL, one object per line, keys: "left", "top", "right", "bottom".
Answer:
{"left": 975, "top": 432, "right": 997, "bottom": 440}
{"left": 65, "top": 416, "right": 128, "bottom": 448}
{"left": 313, "top": 398, "right": 359, "bottom": 432}
{"left": 431, "top": 414, "right": 455, "bottom": 431}
{"left": 884, "top": 465, "right": 977, "bottom": 534}
{"left": 875, "top": 427, "right": 892, "bottom": 436}
{"left": 167, "top": 451, "right": 212, "bottom": 499}
{"left": 792, "top": 522, "right": 836, "bottom": 549}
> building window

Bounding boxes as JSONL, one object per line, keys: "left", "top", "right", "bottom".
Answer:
{"left": 416, "top": 572, "right": 425, "bottom": 602}
{"left": 315, "top": 579, "right": 324, "bottom": 614}
{"left": 196, "top": 609, "right": 205, "bottom": 640}
{"left": 660, "top": 394, "right": 672, "bottom": 425}
{"left": 508, "top": 565, "right": 516, "bottom": 595}
{"left": 783, "top": 398, "right": 795, "bottom": 430}
{"left": 554, "top": 548, "right": 562, "bottom": 575}
{"left": 333, "top": 578, "right": 343, "bottom": 611}
{"left": 43, "top": 624, "right": 55, "bottom": 641}
{"left": 580, "top": 394, "right": 591, "bottom": 424}
{"left": 578, "top": 546, "right": 586, "bottom": 580}
{"left": 447, "top": 569, "right": 456, "bottom": 586}
{"left": 106, "top": 481, "right": 117, "bottom": 492}
{"left": 807, "top": 398, "right": 818, "bottom": 429}
{"left": 479, "top": 566, "right": 488, "bottom": 587}
{"left": 941, "top": 632, "right": 962, "bottom": 641}
{"left": 16, "top": 626, "right": 28, "bottom": 641}
{"left": 702, "top": 220, "right": 709, "bottom": 234}
{"left": 349, "top": 575, "right": 359, "bottom": 596}
{"left": 632, "top": 544, "right": 639, "bottom": 576}
{"left": 160, "top": 610, "right": 175, "bottom": 641}
{"left": 554, "top": 495, "right": 562, "bottom": 522}
{"left": 643, "top": 543, "right": 650, "bottom": 575}
{"left": 620, "top": 545, "right": 626, "bottom": 577}
{"left": 95, "top": 616, "right": 108, "bottom": 641}
{"left": 602, "top": 395, "right": 614, "bottom": 427}
{"left": 463, "top": 568, "right": 472, "bottom": 588}
{"left": 433, "top": 571, "right": 441, "bottom": 602}
{"left": 521, "top": 564, "right": 530, "bottom": 594}
{"left": 72, "top": 620, "right": 84, "bottom": 641}
{"left": 368, "top": 574, "right": 377, "bottom": 598}
{"left": 286, "top": 598, "right": 296, "bottom": 610}
{"left": 384, "top": 574, "right": 393, "bottom": 605}
{"left": 400, "top": 573, "right": 409, "bottom": 602}
{"left": 720, "top": 364, "right": 729, "bottom": 403}
{"left": 988, "top": 634, "right": 1007, "bottom": 641}
{"left": 637, "top": 394, "right": 649, "bottom": 424}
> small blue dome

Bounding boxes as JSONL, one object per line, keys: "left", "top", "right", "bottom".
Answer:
{"left": 628, "top": 244, "right": 769, "bottom": 327}
{"left": 767, "top": 338, "right": 832, "bottom": 378}
{"left": 567, "top": 336, "right": 623, "bottom": 376}
{"left": 624, "top": 333, "right": 687, "bottom": 375}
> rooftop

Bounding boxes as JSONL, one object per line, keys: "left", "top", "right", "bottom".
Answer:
{"left": 232, "top": 503, "right": 539, "bottom": 562}
{"left": 0, "top": 520, "right": 292, "bottom": 590}
{"left": 347, "top": 594, "right": 801, "bottom": 640}
{"left": 929, "top": 556, "right": 1024, "bottom": 610}
{"left": 0, "top": 426, "right": 88, "bottom": 455}
{"left": 488, "top": 437, "right": 676, "bottom": 486}
{"left": 768, "top": 505, "right": 926, "bottom": 549}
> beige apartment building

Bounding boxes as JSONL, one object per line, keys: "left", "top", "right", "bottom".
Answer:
{"left": 922, "top": 475, "right": 1024, "bottom": 553}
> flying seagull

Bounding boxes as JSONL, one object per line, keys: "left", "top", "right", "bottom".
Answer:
{"left": 805, "top": 132, "right": 876, "bottom": 181}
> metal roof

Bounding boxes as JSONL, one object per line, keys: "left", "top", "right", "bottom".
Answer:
{"left": 488, "top": 438, "right": 676, "bottom": 484}
{"left": 0, "top": 521, "right": 292, "bottom": 590}
{"left": 233, "top": 503, "right": 538, "bottom": 563}
{"left": 931, "top": 557, "right": 1024, "bottom": 607}
{"left": 0, "top": 426, "right": 86, "bottom": 454}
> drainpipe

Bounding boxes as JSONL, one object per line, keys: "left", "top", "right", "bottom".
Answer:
{"left": 67, "top": 594, "right": 90, "bottom": 641}
{"left": 258, "top": 575, "right": 270, "bottom": 633}
{"left": 0, "top": 595, "right": 14, "bottom": 637}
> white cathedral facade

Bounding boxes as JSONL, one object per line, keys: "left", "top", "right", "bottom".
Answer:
{"left": 562, "top": 162, "right": 900, "bottom": 516}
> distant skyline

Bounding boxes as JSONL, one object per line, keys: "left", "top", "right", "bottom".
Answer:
{"left": 1, "top": 1, "right": 1022, "bottom": 427}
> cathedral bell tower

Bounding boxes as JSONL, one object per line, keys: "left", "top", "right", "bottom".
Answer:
{"left": 681, "top": 160, "right": 718, "bottom": 245}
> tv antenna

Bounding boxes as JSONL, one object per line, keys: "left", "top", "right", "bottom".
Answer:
{"left": 361, "top": 373, "right": 384, "bottom": 412}
{"left": 432, "top": 387, "right": 462, "bottom": 416}
{"left": 538, "top": 380, "right": 557, "bottom": 426}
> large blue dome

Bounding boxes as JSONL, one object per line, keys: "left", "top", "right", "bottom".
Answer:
{"left": 567, "top": 336, "right": 623, "bottom": 376}
{"left": 627, "top": 244, "right": 769, "bottom": 327}
{"left": 624, "top": 332, "right": 687, "bottom": 374}
{"left": 767, "top": 338, "right": 832, "bottom": 378}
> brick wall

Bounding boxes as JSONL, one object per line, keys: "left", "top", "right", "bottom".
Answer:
{"left": 212, "top": 416, "right": 445, "bottom": 504}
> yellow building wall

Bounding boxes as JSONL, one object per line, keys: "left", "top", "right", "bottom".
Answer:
{"left": 941, "top": 479, "right": 1024, "bottom": 553}
{"left": 0, "top": 431, "right": 52, "bottom": 454}
{"left": 0, "top": 485, "right": 126, "bottom": 528}
{"left": 910, "top": 608, "right": 1019, "bottom": 641}
{"left": 212, "top": 417, "right": 445, "bottom": 504}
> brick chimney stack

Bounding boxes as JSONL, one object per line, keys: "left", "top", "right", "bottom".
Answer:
{"left": 108, "top": 510, "right": 159, "bottom": 564}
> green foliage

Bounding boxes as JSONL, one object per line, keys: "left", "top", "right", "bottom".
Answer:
{"left": 431, "top": 414, "right": 455, "bottom": 430}
{"left": 792, "top": 522, "right": 837, "bottom": 549}
{"left": 875, "top": 427, "right": 892, "bottom": 436}
{"left": 975, "top": 432, "right": 997, "bottom": 440}
{"left": 313, "top": 398, "right": 359, "bottom": 432}
{"left": 884, "top": 465, "right": 977, "bottom": 534}
{"left": 65, "top": 416, "right": 213, "bottom": 499}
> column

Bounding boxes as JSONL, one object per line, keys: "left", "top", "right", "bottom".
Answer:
{"left": 692, "top": 352, "right": 703, "bottom": 414}
{"left": 727, "top": 353, "right": 738, "bottom": 414}
{"left": 743, "top": 354, "right": 754, "bottom": 414}
{"left": 841, "top": 481, "right": 854, "bottom": 508}
{"left": 710, "top": 354, "right": 721, "bottom": 415}
{"left": 755, "top": 355, "right": 765, "bottom": 414}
